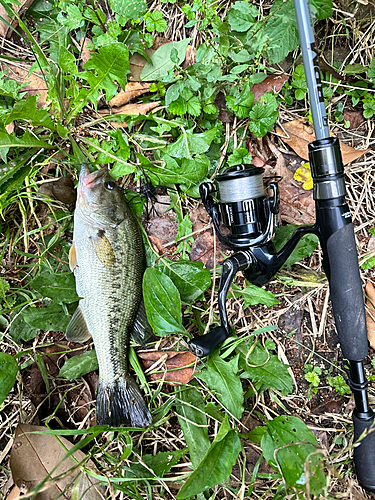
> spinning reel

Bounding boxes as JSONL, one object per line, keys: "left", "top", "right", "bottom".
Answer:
{"left": 189, "top": 164, "right": 313, "bottom": 358}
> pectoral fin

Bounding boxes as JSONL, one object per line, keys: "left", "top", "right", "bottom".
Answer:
{"left": 66, "top": 305, "right": 91, "bottom": 342}
{"left": 69, "top": 243, "right": 78, "bottom": 272}
{"left": 90, "top": 231, "right": 116, "bottom": 267}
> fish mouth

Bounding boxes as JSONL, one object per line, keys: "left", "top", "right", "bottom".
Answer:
{"left": 79, "top": 164, "right": 106, "bottom": 189}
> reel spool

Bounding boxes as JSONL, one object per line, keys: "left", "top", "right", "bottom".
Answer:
{"left": 200, "top": 165, "right": 279, "bottom": 249}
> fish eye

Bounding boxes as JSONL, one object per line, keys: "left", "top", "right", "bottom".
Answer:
{"left": 104, "top": 180, "right": 116, "bottom": 190}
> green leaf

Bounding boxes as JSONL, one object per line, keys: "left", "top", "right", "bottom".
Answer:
{"left": 238, "top": 341, "right": 293, "bottom": 395}
{"left": 164, "top": 128, "right": 217, "bottom": 159}
{"left": 31, "top": 269, "right": 79, "bottom": 305}
{"left": 196, "top": 351, "right": 244, "bottom": 420}
{"left": 110, "top": 0, "right": 147, "bottom": 20}
{"left": 143, "top": 267, "right": 185, "bottom": 335}
{"left": 228, "top": 49, "right": 251, "bottom": 63}
{"left": 227, "top": 147, "right": 252, "bottom": 167}
{"left": 68, "top": 43, "right": 129, "bottom": 119}
{"left": 368, "top": 57, "right": 375, "bottom": 79}
{"left": 327, "top": 375, "right": 351, "bottom": 396}
{"left": 156, "top": 259, "right": 211, "bottom": 302}
{"left": 343, "top": 64, "right": 367, "bottom": 76}
{"left": 145, "top": 10, "right": 167, "bottom": 32}
{"left": 273, "top": 225, "right": 319, "bottom": 267}
{"left": 21, "top": 302, "right": 72, "bottom": 332}
{"left": 174, "top": 386, "right": 211, "bottom": 468}
{"left": 177, "top": 414, "right": 241, "bottom": 499}
{"left": 261, "top": 415, "right": 325, "bottom": 494}
{"left": 232, "top": 281, "right": 279, "bottom": 308}
{"left": 9, "top": 312, "right": 38, "bottom": 342}
{"left": 141, "top": 38, "right": 191, "bottom": 81}
{"left": 0, "top": 353, "right": 18, "bottom": 405}
{"left": 175, "top": 214, "right": 194, "bottom": 257}
{"left": 0, "top": 129, "right": 52, "bottom": 162}
{"left": 4, "top": 95, "right": 55, "bottom": 130}
{"left": 0, "top": 71, "right": 27, "bottom": 99}
{"left": 59, "top": 47, "right": 78, "bottom": 75}
{"left": 57, "top": 3, "right": 84, "bottom": 30}
{"left": 310, "top": 0, "right": 332, "bottom": 19}
{"left": 249, "top": 93, "right": 279, "bottom": 138}
{"left": 186, "top": 96, "right": 201, "bottom": 117}
{"left": 226, "top": 84, "right": 254, "bottom": 119}
{"left": 262, "top": 0, "right": 299, "bottom": 64}
{"left": 59, "top": 350, "right": 98, "bottom": 381}
{"left": 227, "top": 1, "right": 259, "bottom": 32}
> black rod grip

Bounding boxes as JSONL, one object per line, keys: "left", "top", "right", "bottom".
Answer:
{"left": 188, "top": 326, "right": 228, "bottom": 358}
{"left": 353, "top": 412, "right": 375, "bottom": 492}
{"left": 325, "top": 224, "right": 368, "bottom": 361}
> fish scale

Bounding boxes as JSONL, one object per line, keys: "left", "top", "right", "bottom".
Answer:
{"left": 66, "top": 165, "right": 151, "bottom": 427}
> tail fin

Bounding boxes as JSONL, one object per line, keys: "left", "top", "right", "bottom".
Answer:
{"left": 96, "top": 376, "right": 151, "bottom": 428}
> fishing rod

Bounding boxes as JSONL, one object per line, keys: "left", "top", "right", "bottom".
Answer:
{"left": 188, "top": 0, "right": 375, "bottom": 491}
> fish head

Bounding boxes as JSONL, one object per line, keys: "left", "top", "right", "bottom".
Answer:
{"left": 76, "top": 164, "right": 127, "bottom": 226}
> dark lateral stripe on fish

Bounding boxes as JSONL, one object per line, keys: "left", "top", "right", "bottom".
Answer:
{"left": 96, "top": 377, "right": 152, "bottom": 427}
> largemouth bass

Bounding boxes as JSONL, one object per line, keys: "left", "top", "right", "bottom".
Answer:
{"left": 66, "top": 164, "right": 151, "bottom": 428}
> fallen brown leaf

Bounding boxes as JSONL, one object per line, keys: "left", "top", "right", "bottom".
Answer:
{"left": 190, "top": 230, "right": 228, "bottom": 268}
{"left": 10, "top": 423, "right": 105, "bottom": 500}
{"left": 145, "top": 216, "right": 178, "bottom": 243}
{"left": 4, "top": 64, "right": 48, "bottom": 107}
{"left": 96, "top": 100, "right": 161, "bottom": 116}
{"left": 108, "top": 82, "right": 151, "bottom": 107}
{"left": 251, "top": 74, "right": 288, "bottom": 103}
{"left": 276, "top": 119, "right": 369, "bottom": 165}
{"left": 0, "top": 0, "right": 34, "bottom": 38}
{"left": 138, "top": 351, "right": 196, "bottom": 385}
{"left": 365, "top": 281, "right": 375, "bottom": 349}
{"left": 343, "top": 110, "right": 366, "bottom": 131}
{"left": 80, "top": 37, "right": 93, "bottom": 66}
{"left": 310, "top": 399, "right": 344, "bottom": 416}
{"left": 38, "top": 177, "right": 77, "bottom": 205}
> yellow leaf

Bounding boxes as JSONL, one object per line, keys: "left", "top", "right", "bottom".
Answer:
{"left": 294, "top": 163, "right": 313, "bottom": 190}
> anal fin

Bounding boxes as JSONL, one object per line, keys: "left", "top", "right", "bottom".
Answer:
{"left": 130, "top": 298, "right": 154, "bottom": 346}
{"left": 66, "top": 305, "right": 91, "bottom": 343}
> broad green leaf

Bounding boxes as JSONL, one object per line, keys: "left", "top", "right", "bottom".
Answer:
{"left": 124, "top": 448, "right": 187, "bottom": 480}
{"left": 262, "top": 0, "right": 299, "bottom": 64}
{"left": 174, "top": 386, "right": 211, "bottom": 468}
{"left": 143, "top": 267, "right": 185, "bottom": 335}
{"left": 310, "top": 0, "right": 332, "bottom": 19}
{"left": 57, "top": 3, "right": 84, "bottom": 30}
{"left": 164, "top": 128, "right": 217, "bottom": 159}
{"left": 0, "top": 129, "right": 52, "bottom": 162}
{"left": 9, "top": 312, "right": 38, "bottom": 342}
{"left": 227, "top": 147, "right": 252, "bottom": 167}
{"left": 21, "top": 302, "right": 71, "bottom": 332}
{"left": 228, "top": 48, "right": 252, "bottom": 63}
{"left": 156, "top": 259, "right": 211, "bottom": 302}
{"left": 227, "top": 1, "right": 259, "bottom": 32}
{"left": 177, "top": 414, "right": 241, "bottom": 499}
{"left": 68, "top": 43, "right": 129, "bottom": 119}
{"left": 273, "top": 225, "right": 319, "bottom": 268}
{"left": 261, "top": 415, "right": 325, "bottom": 494}
{"left": 4, "top": 95, "right": 55, "bottom": 130}
{"left": 0, "top": 353, "right": 18, "bottom": 405}
{"left": 110, "top": 0, "right": 147, "bottom": 20}
{"left": 238, "top": 341, "right": 293, "bottom": 395}
{"left": 59, "top": 350, "right": 98, "bottom": 381}
{"left": 36, "top": 18, "right": 70, "bottom": 64}
{"left": 31, "top": 269, "right": 79, "bottom": 305}
{"left": 196, "top": 351, "right": 244, "bottom": 420}
{"left": 248, "top": 93, "right": 279, "bottom": 137}
{"left": 141, "top": 38, "right": 191, "bottom": 81}
{"left": 59, "top": 47, "right": 78, "bottom": 76}
{"left": 343, "top": 64, "right": 367, "bottom": 76}
{"left": 231, "top": 282, "right": 279, "bottom": 308}
{"left": 150, "top": 153, "right": 209, "bottom": 187}
{"left": 145, "top": 10, "right": 167, "bottom": 33}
